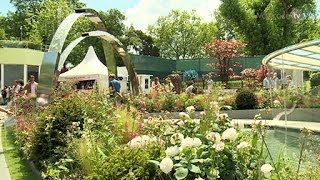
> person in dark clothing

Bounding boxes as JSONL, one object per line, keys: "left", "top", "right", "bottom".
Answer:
{"left": 1, "top": 86, "right": 8, "bottom": 105}
{"left": 109, "top": 74, "right": 121, "bottom": 94}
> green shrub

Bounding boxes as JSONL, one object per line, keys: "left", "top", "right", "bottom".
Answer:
{"left": 29, "top": 92, "right": 116, "bottom": 175}
{"left": 235, "top": 89, "right": 258, "bottom": 109}
{"left": 310, "top": 72, "right": 320, "bottom": 88}
{"left": 90, "top": 143, "right": 164, "bottom": 179}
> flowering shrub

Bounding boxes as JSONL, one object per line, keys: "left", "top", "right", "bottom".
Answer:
{"left": 9, "top": 86, "right": 320, "bottom": 179}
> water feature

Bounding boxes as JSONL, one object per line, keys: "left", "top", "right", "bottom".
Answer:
{"left": 257, "top": 128, "right": 319, "bottom": 167}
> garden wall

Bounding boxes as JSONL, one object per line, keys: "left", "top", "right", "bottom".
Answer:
{"left": 131, "top": 55, "right": 265, "bottom": 80}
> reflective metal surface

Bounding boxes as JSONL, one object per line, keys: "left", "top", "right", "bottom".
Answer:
{"left": 39, "top": 9, "right": 139, "bottom": 95}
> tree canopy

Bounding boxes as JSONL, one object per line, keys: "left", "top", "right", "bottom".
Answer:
{"left": 149, "top": 10, "right": 217, "bottom": 60}
{"left": 217, "top": 0, "right": 318, "bottom": 55}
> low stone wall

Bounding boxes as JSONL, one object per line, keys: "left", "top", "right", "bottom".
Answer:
{"left": 144, "top": 108, "right": 320, "bottom": 122}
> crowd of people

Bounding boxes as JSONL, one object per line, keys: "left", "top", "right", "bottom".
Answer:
{"left": 1, "top": 75, "right": 38, "bottom": 105}
{"left": 263, "top": 72, "right": 294, "bottom": 90}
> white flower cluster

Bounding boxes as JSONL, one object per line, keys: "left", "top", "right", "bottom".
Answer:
{"left": 160, "top": 157, "right": 174, "bottom": 174}
{"left": 170, "top": 133, "right": 184, "bottom": 145}
{"left": 206, "top": 131, "right": 225, "bottom": 152}
{"left": 236, "top": 141, "right": 250, "bottom": 149}
{"left": 206, "top": 132, "right": 221, "bottom": 142}
{"left": 217, "top": 113, "right": 229, "bottom": 121}
{"left": 181, "top": 137, "right": 202, "bottom": 149}
{"left": 186, "top": 106, "right": 195, "bottom": 114}
{"left": 127, "top": 135, "right": 156, "bottom": 148}
{"left": 222, "top": 128, "right": 237, "bottom": 141}
{"left": 179, "top": 112, "right": 190, "bottom": 120}
{"left": 260, "top": 163, "right": 273, "bottom": 177}
{"left": 165, "top": 146, "right": 180, "bottom": 157}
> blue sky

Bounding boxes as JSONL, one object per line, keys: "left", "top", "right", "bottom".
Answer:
{"left": 0, "top": 0, "right": 139, "bottom": 14}
{"left": 0, "top": 0, "right": 319, "bottom": 31}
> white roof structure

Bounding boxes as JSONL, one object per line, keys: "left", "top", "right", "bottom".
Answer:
{"left": 59, "top": 46, "right": 109, "bottom": 89}
{"left": 117, "top": 66, "right": 129, "bottom": 77}
{"left": 262, "top": 39, "right": 320, "bottom": 71}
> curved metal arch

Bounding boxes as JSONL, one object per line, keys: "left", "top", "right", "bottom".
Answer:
{"left": 58, "top": 31, "right": 121, "bottom": 71}
{"left": 39, "top": 9, "right": 139, "bottom": 95}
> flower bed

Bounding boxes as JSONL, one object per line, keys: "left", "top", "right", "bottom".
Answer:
{"left": 6, "top": 90, "right": 320, "bottom": 179}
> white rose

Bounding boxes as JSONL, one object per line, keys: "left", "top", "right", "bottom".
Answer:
{"left": 179, "top": 112, "right": 190, "bottom": 120}
{"left": 193, "top": 138, "right": 202, "bottom": 147}
{"left": 217, "top": 113, "right": 229, "bottom": 121}
{"left": 214, "top": 141, "right": 225, "bottom": 152}
{"left": 206, "top": 132, "right": 215, "bottom": 141}
{"left": 260, "top": 163, "right": 273, "bottom": 177}
{"left": 193, "top": 119, "right": 201, "bottom": 124}
{"left": 181, "top": 137, "right": 194, "bottom": 149}
{"left": 177, "top": 120, "right": 185, "bottom": 126}
{"left": 165, "top": 146, "right": 180, "bottom": 157}
{"left": 128, "top": 135, "right": 153, "bottom": 148}
{"left": 222, "top": 128, "right": 237, "bottom": 141}
{"left": 186, "top": 106, "right": 195, "bottom": 114}
{"left": 170, "top": 133, "right": 184, "bottom": 145}
{"left": 237, "top": 141, "right": 250, "bottom": 149}
{"left": 160, "top": 157, "right": 174, "bottom": 174}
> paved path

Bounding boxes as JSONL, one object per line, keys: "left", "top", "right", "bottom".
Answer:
{"left": 233, "top": 119, "right": 320, "bottom": 133}
{"left": 0, "top": 112, "right": 11, "bottom": 180}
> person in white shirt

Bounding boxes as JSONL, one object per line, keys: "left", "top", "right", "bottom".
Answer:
{"left": 24, "top": 75, "right": 38, "bottom": 97}
{"left": 271, "top": 72, "right": 279, "bottom": 89}
{"left": 263, "top": 73, "right": 271, "bottom": 89}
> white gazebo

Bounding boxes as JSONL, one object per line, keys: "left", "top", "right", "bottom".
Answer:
{"left": 262, "top": 39, "right": 320, "bottom": 87}
{"left": 58, "top": 46, "right": 109, "bottom": 90}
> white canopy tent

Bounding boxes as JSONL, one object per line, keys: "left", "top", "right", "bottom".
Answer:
{"left": 58, "top": 46, "right": 109, "bottom": 90}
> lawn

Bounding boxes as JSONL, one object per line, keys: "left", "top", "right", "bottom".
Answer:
{"left": 1, "top": 126, "right": 40, "bottom": 180}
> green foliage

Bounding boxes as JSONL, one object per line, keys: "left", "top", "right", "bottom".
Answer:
{"left": 217, "top": 0, "right": 318, "bottom": 55}
{"left": 90, "top": 143, "right": 164, "bottom": 179}
{"left": 183, "top": 69, "right": 199, "bottom": 81}
{"left": 1, "top": 127, "right": 40, "bottom": 180}
{"left": 310, "top": 72, "right": 320, "bottom": 88}
{"left": 235, "top": 89, "right": 258, "bottom": 109}
{"left": 149, "top": 10, "right": 217, "bottom": 60}
{"left": 29, "top": 92, "right": 115, "bottom": 176}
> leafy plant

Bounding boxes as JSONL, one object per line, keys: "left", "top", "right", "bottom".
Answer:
{"left": 310, "top": 72, "right": 320, "bottom": 88}
{"left": 235, "top": 89, "right": 258, "bottom": 109}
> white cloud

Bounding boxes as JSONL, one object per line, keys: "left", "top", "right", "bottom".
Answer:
{"left": 124, "top": 0, "right": 221, "bottom": 31}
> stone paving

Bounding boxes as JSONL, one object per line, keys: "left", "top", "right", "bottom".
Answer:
{"left": 0, "top": 111, "right": 11, "bottom": 180}
{"left": 233, "top": 119, "right": 320, "bottom": 133}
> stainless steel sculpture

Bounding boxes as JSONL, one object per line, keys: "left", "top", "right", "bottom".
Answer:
{"left": 38, "top": 9, "right": 139, "bottom": 95}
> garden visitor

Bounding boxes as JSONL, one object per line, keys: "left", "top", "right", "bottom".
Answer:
{"left": 164, "top": 77, "right": 174, "bottom": 92}
{"left": 109, "top": 74, "right": 121, "bottom": 95}
{"left": 271, "top": 72, "right": 279, "bottom": 89}
{"left": 23, "top": 75, "right": 38, "bottom": 97}
{"left": 286, "top": 75, "right": 295, "bottom": 89}
{"left": 207, "top": 77, "right": 213, "bottom": 92}
{"left": 12, "top": 80, "right": 21, "bottom": 98}
{"left": 263, "top": 73, "right": 271, "bottom": 89}
{"left": 151, "top": 77, "right": 161, "bottom": 98}
{"left": 185, "top": 81, "right": 196, "bottom": 94}
{"left": 1, "top": 86, "right": 8, "bottom": 105}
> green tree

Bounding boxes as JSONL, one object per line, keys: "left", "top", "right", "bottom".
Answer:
{"left": 149, "top": 10, "right": 217, "bottom": 60}
{"left": 122, "top": 26, "right": 160, "bottom": 56}
{"left": 0, "top": 16, "right": 6, "bottom": 40}
{"left": 99, "top": 9, "right": 126, "bottom": 38}
{"left": 217, "top": 0, "right": 318, "bottom": 55}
